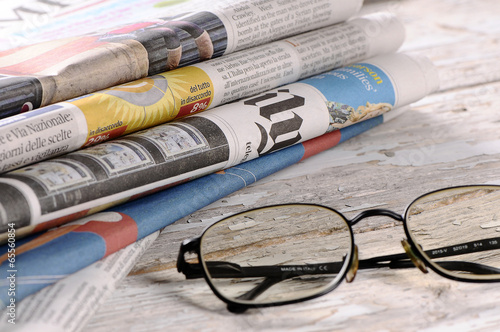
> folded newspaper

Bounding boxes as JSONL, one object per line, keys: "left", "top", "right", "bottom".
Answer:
{"left": 0, "top": 52, "right": 439, "bottom": 239}
{"left": 0, "top": 0, "right": 363, "bottom": 118}
{"left": 0, "top": 12, "right": 405, "bottom": 174}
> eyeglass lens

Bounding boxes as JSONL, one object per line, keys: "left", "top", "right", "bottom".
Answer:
{"left": 406, "top": 185, "right": 500, "bottom": 280}
{"left": 199, "top": 205, "right": 353, "bottom": 306}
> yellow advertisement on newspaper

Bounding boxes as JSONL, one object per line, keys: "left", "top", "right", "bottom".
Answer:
{"left": 71, "top": 66, "right": 214, "bottom": 147}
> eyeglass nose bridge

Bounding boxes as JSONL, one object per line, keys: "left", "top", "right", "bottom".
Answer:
{"left": 349, "top": 208, "right": 404, "bottom": 226}
{"left": 348, "top": 208, "right": 429, "bottom": 274}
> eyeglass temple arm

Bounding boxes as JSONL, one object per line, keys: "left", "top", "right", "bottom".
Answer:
{"left": 420, "top": 236, "right": 500, "bottom": 260}
{"left": 177, "top": 237, "right": 347, "bottom": 279}
{"left": 359, "top": 236, "right": 500, "bottom": 274}
{"left": 417, "top": 236, "right": 500, "bottom": 274}
{"left": 358, "top": 252, "right": 415, "bottom": 270}
{"left": 180, "top": 259, "right": 346, "bottom": 279}
{"left": 178, "top": 236, "right": 500, "bottom": 279}
{"left": 360, "top": 254, "right": 500, "bottom": 275}
{"left": 176, "top": 237, "right": 281, "bottom": 280}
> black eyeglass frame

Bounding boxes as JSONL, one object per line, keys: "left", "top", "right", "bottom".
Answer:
{"left": 177, "top": 184, "right": 500, "bottom": 312}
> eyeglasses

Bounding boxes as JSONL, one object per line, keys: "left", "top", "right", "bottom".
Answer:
{"left": 177, "top": 185, "right": 500, "bottom": 313}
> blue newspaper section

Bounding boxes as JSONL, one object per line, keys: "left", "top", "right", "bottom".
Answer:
{"left": 304, "top": 62, "right": 395, "bottom": 133}
{"left": 304, "top": 62, "right": 395, "bottom": 107}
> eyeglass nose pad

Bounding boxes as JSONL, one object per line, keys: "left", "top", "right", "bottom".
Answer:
{"left": 401, "top": 238, "right": 428, "bottom": 274}
{"left": 346, "top": 245, "right": 359, "bottom": 283}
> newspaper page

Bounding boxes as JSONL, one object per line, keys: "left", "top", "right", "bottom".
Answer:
{"left": 0, "top": 0, "right": 363, "bottom": 118}
{"left": 0, "top": 231, "right": 159, "bottom": 331}
{"left": 0, "top": 12, "right": 405, "bottom": 173}
{"left": 0, "top": 107, "right": 407, "bottom": 310}
{"left": 0, "top": 53, "right": 439, "bottom": 236}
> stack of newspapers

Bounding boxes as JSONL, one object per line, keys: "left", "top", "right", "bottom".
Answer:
{"left": 0, "top": 0, "right": 439, "bottom": 330}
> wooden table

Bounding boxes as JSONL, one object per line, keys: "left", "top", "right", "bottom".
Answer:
{"left": 83, "top": 0, "right": 500, "bottom": 330}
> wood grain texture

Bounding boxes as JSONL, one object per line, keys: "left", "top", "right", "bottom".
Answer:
{"left": 83, "top": 0, "right": 500, "bottom": 331}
